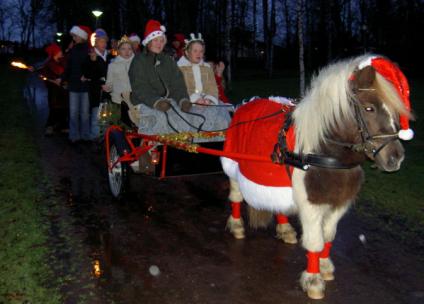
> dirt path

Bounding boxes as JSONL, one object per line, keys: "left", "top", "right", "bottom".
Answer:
{"left": 29, "top": 77, "right": 424, "bottom": 304}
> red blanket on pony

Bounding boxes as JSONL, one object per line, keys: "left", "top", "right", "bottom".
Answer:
{"left": 224, "top": 99, "right": 296, "bottom": 187}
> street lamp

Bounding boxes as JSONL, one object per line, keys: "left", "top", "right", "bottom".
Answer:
{"left": 92, "top": 10, "right": 103, "bottom": 28}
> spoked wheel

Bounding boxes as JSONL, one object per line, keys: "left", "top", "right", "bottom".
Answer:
{"left": 107, "top": 130, "right": 130, "bottom": 199}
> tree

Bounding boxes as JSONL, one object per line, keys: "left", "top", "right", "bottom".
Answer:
{"left": 297, "top": 0, "right": 305, "bottom": 96}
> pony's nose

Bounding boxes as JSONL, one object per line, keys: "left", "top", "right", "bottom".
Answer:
{"left": 386, "top": 155, "right": 402, "bottom": 172}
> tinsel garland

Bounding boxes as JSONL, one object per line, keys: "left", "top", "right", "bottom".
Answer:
{"left": 156, "top": 131, "right": 226, "bottom": 153}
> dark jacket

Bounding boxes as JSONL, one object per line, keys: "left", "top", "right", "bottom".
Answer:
{"left": 84, "top": 51, "right": 113, "bottom": 108}
{"left": 129, "top": 49, "right": 189, "bottom": 108}
{"left": 62, "top": 42, "right": 90, "bottom": 92}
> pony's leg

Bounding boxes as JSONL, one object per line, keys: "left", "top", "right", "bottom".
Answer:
{"left": 293, "top": 170, "right": 326, "bottom": 300}
{"left": 275, "top": 214, "right": 297, "bottom": 244}
{"left": 320, "top": 204, "right": 350, "bottom": 281}
{"left": 226, "top": 179, "right": 245, "bottom": 239}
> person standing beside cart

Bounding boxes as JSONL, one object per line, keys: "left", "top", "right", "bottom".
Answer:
{"left": 40, "top": 43, "right": 68, "bottom": 135}
{"left": 61, "top": 25, "right": 91, "bottom": 143}
{"left": 85, "top": 28, "right": 114, "bottom": 141}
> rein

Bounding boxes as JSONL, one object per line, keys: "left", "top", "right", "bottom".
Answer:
{"left": 271, "top": 113, "right": 358, "bottom": 171}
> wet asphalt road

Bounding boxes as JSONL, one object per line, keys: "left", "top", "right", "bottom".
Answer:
{"left": 27, "top": 75, "right": 424, "bottom": 304}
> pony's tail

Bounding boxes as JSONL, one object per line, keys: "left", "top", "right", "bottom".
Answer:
{"left": 248, "top": 206, "right": 273, "bottom": 229}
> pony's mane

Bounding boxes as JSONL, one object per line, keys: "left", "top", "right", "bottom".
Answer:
{"left": 292, "top": 54, "right": 408, "bottom": 153}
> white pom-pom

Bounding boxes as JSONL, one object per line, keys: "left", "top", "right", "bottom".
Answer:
{"left": 398, "top": 128, "right": 414, "bottom": 141}
{"left": 160, "top": 25, "right": 166, "bottom": 32}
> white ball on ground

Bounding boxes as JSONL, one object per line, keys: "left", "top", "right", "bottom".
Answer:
{"left": 149, "top": 265, "right": 160, "bottom": 276}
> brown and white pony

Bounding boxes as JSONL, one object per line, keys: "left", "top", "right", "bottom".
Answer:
{"left": 220, "top": 55, "right": 412, "bottom": 299}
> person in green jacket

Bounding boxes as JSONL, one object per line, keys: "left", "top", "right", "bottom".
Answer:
{"left": 129, "top": 20, "right": 191, "bottom": 112}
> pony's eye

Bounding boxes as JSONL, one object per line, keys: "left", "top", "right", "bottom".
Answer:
{"left": 364, "top": 106, "right": 375, "bottom": 112}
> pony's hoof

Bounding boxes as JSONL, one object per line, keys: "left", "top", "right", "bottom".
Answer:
{"left": 321, "top": 272, "right": 335, "bottom": 281}
{"left": 276, "top": 223, "right": 298, "bottom": 244}
{"left": 300, "top": 271, "right": 325, "bottom": 300}
{"left": 226, "top": 216, "right": 245, "bottom": 239}
{"left": 307, "top": 288, "right": 325, "bottom": 300}
{"left": 319, "top": 258, "right": 335, "bottom": 281}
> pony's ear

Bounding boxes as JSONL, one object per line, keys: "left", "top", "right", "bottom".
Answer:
{"left": 352, "top": 66, "right": 376, "bottom": 89}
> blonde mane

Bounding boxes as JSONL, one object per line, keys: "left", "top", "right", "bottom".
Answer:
{"left": 293, "top": 55, "right": 408, "bottom": 153}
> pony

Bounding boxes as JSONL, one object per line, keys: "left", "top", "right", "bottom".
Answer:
{"left": 220, "top": 55, "right": 413, "bottom": 299}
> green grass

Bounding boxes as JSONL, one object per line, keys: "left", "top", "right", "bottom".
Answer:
{"left": 0, "top": 67, "right": 62, "bottom": 303}
{"left": 229, "top": 73, "right": 424, "bottom": 245}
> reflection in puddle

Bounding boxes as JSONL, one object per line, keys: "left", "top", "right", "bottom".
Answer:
{"left": 93, "top": 259, "right": 102, "bottom": 278}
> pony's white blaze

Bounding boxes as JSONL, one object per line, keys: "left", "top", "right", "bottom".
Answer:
{"left": 221, "top": 157, "right": 296, "bottom": 214}
{"left": 382, "top": 103, "right": 397, "bottom": 132}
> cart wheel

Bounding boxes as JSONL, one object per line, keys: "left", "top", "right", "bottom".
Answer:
{"left": 108, "top": 131, "right": 130, "bottom": 199}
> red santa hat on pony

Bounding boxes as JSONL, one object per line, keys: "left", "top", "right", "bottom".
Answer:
{"left": 142, "top": 20, "right": 166, "bottom": 46}
{"left": 357, "top": 56, "right": 414, "bottom": 141}
{"left": 69, "top": 25, "right": 92, "bottom": 40}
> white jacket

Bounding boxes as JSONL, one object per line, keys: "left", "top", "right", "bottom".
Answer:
{"left": 106, "top": 54, "right": 134, "bottom": 104}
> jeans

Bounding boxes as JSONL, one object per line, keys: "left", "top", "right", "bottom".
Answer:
{"left": 90, "top": 106, "right": 100, "bottom": 140}
{"left": 69, "top": 92, "right": 90, "bottom": 142}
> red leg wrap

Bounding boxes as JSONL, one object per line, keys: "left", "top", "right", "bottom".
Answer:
{"left": 276, "top": 214, "right": 289, "bottom": 224}
{"left": 320, "top": 242, "right": 332, "bottom": 259}
{"left": 231, "top": 202, "right": 241, "bottom": 219}
{"left": 306, "top": 251, "right": 321, "bottom": 274}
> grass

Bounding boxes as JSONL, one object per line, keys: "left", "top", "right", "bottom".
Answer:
{"left": 229, "top": 72, "right": 424, "bottom": 246}
{"left": 0, "top": 66, "right": 62, "bottom": 303}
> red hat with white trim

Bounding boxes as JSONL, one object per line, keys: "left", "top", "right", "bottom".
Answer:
{"left": 358, "top": 56, "right": 414, "bottom": 141}
{"left": 142, "top": 20, "right": 166, "bottom": 46}
{"left": 70, "top": 25, "right": 92, "bottom": 40}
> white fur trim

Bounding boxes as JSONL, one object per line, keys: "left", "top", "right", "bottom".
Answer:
{"left": 221, "top": 157, "right": 296, "bottom": 214}
{"left": 70, "top": 26, "right": 88, "bottom": 40}
{"left": 237, "top": 170, "right": 296, "bottom": 214}
{"left": 398, "top": 128, "right": 414, "bottom": 140}
{"left": 358, "top": 55, "right": 377, "bottom": 70}
{"left": 220, "top": 157, "right": 239, "bottom": 180}
{"left": 142, "top": 31, "right": 165, "bottom": 46}
{"left": 268, "top": 96, "right": 296, "bottom": 106}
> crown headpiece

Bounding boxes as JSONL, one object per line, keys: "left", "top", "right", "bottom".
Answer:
{"left": 184, "top": 33, "right": 204, "bottom": 49}
{"left": 118, "top": 35, "right": 131, "bottom": 48}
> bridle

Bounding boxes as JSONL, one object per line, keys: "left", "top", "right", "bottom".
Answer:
{"left": 326, "top": 88, "right": 400, "bottom": 159}
{"left": 272, "top": 89, "right": 400, "bottom": 171}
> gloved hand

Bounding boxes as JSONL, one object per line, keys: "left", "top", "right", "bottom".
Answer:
{"left": 180, "top": 99, "right": 192, "bottom": 112}
{"left": 155, "top": 98, "right": 172, "bottom": 112}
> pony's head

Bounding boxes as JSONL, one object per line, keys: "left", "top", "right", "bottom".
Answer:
{"left": 294, "top": 55, "right": 413, "bottom": 172}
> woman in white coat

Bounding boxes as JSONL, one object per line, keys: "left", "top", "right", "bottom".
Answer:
{"left": 103, "top": 36, "right": 136, "bottom": 124}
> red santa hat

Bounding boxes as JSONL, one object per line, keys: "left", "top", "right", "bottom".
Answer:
{"left": 142, "top": 20, "right": 166, "bottom": 46}
{"left": 358, "top": 56, "right": 414, "bottom": 141}
{"left": 45, "top": 43, "right": 61, "bottom": 58}
{"left": 70, "top": 25, "right": 92, "bottom": 40}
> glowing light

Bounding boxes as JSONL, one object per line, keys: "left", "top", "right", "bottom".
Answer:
{"left": 150, "top": 150, "right": 160, "bottom": 165}
{"left": 56, "top": 32, "right": 63, "bottom": 37}
{"left": 11, "top": 61, "right": 29, "bottom": 69}
{"left": 56, "top": 39, "right": 61, "bottom": 43}
{"left": 92, "top": 10, "right": 103, "bottom": 18}
{"left": 90, "top": 33, "right": 96, "bottom": 47}
{"left": 93, "top": 260, "right": 102, "bottom": 277}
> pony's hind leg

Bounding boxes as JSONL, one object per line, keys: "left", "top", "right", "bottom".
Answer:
{"left": 226, "top": 179, "right": 245, "bottom": 239}
{"left": 320, "top": 204, "right": 350, "bottom": 281}
{"left": 275, "top": 214, "right": 298, "bottom": 244}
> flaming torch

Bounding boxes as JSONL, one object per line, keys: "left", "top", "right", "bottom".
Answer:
{"left": 10, "top": 61, "right": 32, "bottom": 70}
